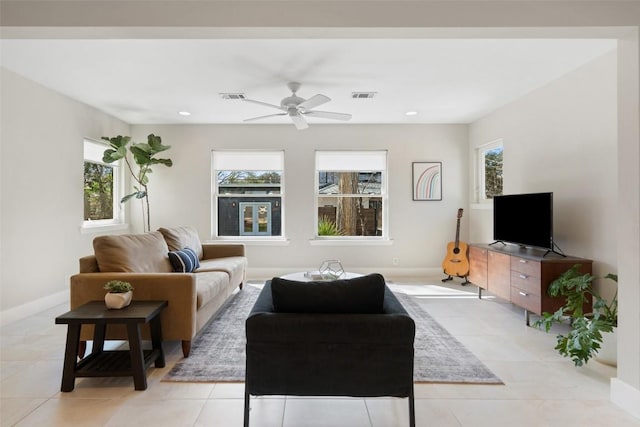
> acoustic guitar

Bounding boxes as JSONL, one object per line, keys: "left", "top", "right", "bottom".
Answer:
{"left": 442, "top": 208, "right": 470, "bottom": 281}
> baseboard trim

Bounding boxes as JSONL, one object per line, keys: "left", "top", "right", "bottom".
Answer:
{"left": 611, "top": 378, "right": 640, "bottom": 420}
{"left": 0, "top": 290, "right": 68, "bottom": 327}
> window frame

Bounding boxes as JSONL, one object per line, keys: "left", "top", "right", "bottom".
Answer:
{"left": 82, "top": 138, "right": 125, "bottom": 232}
{"left": 212, "top": 150, "right": 285, "bottom": 241}
{"left": 476, "top": 139, "right": 504, "bottom": 204}
{"left": 314, "top": 150, "right": 389, "bottom": 242}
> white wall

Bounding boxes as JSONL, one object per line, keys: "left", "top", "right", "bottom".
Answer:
{"left": 0, "top": 68, "right": 130, "bottom": 318}
{"left": 468, "top": 51, "right": 618, "bottom": 284}
{"left": 131, "top": 124, "right": 469, "bottom": 278}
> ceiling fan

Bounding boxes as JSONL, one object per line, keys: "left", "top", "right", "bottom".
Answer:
{"left": 242, "top": 82, "right": 352, "bottom": 130}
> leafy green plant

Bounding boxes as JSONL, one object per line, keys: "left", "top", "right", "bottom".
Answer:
{"left": 103, "top": 280, "right": 134, "bottom": 293}
{"left": 101, "top": 134, "right": 172, "bottom": 232}
{"left": 533, "top": 264, "right": 617, "bottom": 367}
{"left": 317, "top": 215, "right": 344, "bottom": 236}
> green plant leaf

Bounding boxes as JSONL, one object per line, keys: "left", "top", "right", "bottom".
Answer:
{"left": 121, "top": 192, "right": 138, "bottom": 203}
{"left": 151, "top": 158, "right": 173, "bottom": 167}
{"left": 147, "top": 134, "right": 171, "bottom": 153}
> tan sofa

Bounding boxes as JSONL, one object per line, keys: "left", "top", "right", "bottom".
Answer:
{"left": 70, "top": 226, "right": 247, "bottom": 357}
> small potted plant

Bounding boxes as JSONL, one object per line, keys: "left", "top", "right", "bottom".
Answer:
{"left": 533, "top": 264, "right": 617, "bottom": 367}
{"left": 103, "top": 280, "right": 134, "bottom": 309}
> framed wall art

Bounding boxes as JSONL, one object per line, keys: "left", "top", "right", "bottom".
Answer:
{"left": 412, "top": 161, "right": 442, "bottom": 201}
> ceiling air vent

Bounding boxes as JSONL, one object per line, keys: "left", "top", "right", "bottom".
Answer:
{"left": 351, "top": 92, "right": 377, "bottom": 99}
{"left": 220, "top": 93, "right": 246, "bottom": 100}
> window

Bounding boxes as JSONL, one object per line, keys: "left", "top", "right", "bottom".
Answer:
{"left": 213, "top": 150, "right": 283, "bottom": 238}
{"left": 83, "top": 139, "right": 122, "bottom": 227}
{"left": 315, "top": 150, "right": 387, "bottom": 239}
{"left": 477, "top": 139, "right": 503, "bottom": 202}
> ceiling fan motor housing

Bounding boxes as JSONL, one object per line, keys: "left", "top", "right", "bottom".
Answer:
{"left": 281, "top": 95, "right": 305, "bottom": 110}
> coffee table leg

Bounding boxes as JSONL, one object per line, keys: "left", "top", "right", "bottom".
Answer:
{"left": 92, "top": 323, "right": 106, "bottom": 354}
{"left": 61, "top": 324, "right": 80, "bottom": 392}
{"left": 126, "top": 323, "right": 147, "bottom": 390}
{"left": 150, "top": 315, "right": 165, "bottom": 368}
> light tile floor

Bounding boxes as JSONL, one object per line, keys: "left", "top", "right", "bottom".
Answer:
{"left": 1, "top": 276, "right": 639, "bottom": 426}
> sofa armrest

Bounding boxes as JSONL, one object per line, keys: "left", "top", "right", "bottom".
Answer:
{"left": 70, "top": 272, "right": 198, "bottom": 341}
{"left": 201, "top": 243, "right": 245, "bottom": 259}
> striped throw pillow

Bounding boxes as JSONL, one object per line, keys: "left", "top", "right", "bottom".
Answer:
{"left": 168, "top": 247, "right": 201, "bottom": 273}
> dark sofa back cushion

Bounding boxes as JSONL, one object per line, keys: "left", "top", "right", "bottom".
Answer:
{"left": 270, "top": 273, "right": 386, "bottom": 314}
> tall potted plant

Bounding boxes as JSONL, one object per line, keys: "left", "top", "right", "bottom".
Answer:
{"left": 534, "top": 264, "right": 618, "bottom": 367}
{"left": 101, "top": 134, "right": 172, "bottom": 232}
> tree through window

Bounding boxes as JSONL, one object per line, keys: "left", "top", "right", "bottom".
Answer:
{"left": 83, "top": 139, "right": 122, "bottom": 226}
{"left": 478, "top": 140, "right": 503, "bottom": 201}
{"left": 316, "top": 151, "right": 387, "bottom": 239}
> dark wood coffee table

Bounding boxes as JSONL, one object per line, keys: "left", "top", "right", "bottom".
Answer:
{"left": 56, "top": 300, "right": 168, "bottom": 391}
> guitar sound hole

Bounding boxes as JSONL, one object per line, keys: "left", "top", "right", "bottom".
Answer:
{"left": 453, "top": 248, "right": 460, "bottom": 254}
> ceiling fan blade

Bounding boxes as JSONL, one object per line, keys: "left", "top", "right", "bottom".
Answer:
{"left": 290, "top": 114, "right": 309, "bottom": 130}
{"left": 298, "top": 94, "right": 330, "bottom": 111}
{"left": 243, "top": 113, "right": 287, "bottom": 122}
{"left": 304, "top": 110, "right": 352, "bottom": 121}
{"left": 243, "top": 98, "right": 285, "bottom": 111}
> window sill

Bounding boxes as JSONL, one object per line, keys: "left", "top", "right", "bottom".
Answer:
{"left": 206, "top": 238, "right": 290, "bottom": 246}
{"left": 80, "top": 222, "right": 128, "bottom": 234}
{"left": 309, "top": 238, "right": 394, "bottom": 246}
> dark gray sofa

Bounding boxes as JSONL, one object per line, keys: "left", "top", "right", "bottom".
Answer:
{"left": 244, "top": 273, "right": 416, "bottom": 427}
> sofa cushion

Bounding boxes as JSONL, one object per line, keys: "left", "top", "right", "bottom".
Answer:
{"left": 197, "top": 256, "right": 247, "bottom": 287}
{"left": 195, "top": 271, "right": 230, "bottom": 309}
{"left": 93, "top": 231, "right": 173, "bottom": 273}
{"left": 168, "top": 247, "right": 201, "bottom": 272}
{"left": 270, "top": 273, "right": 386, "bottom": 314}
{"left": 158, "top": 226, "right": 203, "bottom": 260}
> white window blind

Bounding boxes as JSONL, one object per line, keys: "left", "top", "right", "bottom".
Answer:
{"left": 316, "top": 150, "right": 387, "bottom": 171}
{"left": 213, "top": 150, "right": 283, "bottom": 171}
{"left": 84, "top": 139, "right": 109, "bottom": 164}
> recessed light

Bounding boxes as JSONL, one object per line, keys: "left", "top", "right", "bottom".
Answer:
{"left": 178, "top": 111, "right": 191, "bottom": 116}
{"left": 405, "top": 111, "right": 418, "bottom": 116}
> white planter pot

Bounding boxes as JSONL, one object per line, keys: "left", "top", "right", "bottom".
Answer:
{"left": 595, "top": 328, "right": 617, "bottom": 367}
{"left": 105, "top": 291, "right": 132, "bottom": 309}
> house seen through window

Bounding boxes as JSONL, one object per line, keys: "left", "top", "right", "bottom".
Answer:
{"left": 316, "top": 150, "right": 387, "bottom": 239}
{"left": 83, "top": 138, "right": 122, "bottom": 226}
{"left": 213, "top": 151, "right": 283, "bottom": 237}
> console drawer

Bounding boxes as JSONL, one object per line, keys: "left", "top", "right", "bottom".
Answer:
{"left": 510, "top": 270, "right": 541, "bottom": 296}
{"left": 511, "top": 286, "right": 541, "bottom": 314}
{"left": 511, "top": 257, "right": 541, "bottom": 278}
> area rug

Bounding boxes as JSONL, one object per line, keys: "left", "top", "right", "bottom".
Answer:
{"left": 162, "top": 282, "right": 503, "bottom": 384}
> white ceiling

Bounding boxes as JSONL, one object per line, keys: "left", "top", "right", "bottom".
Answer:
{"left": 0, "top": 38, "right": 616, "bottom": 126}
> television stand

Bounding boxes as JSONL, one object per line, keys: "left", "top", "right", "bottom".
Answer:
{"left": 467, "top": 243, "right": 592, "bottom": 325}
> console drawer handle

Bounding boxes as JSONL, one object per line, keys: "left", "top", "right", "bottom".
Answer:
{"left": 519, "top": 291, "right": 528, "bottom": 297}
{"left": 519, "top": 274, "right": 528, "bottom": 279}
{"left": 519, "top": 259, "right": 527, "bottom": 263}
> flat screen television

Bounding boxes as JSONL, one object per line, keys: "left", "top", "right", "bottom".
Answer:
{"left": 493, "top": 192, "right": 553, "bottom": 250}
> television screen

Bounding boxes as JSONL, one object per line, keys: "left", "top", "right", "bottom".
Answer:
{"left": 493, "top": 192, "right": 553, "bottom": 250}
